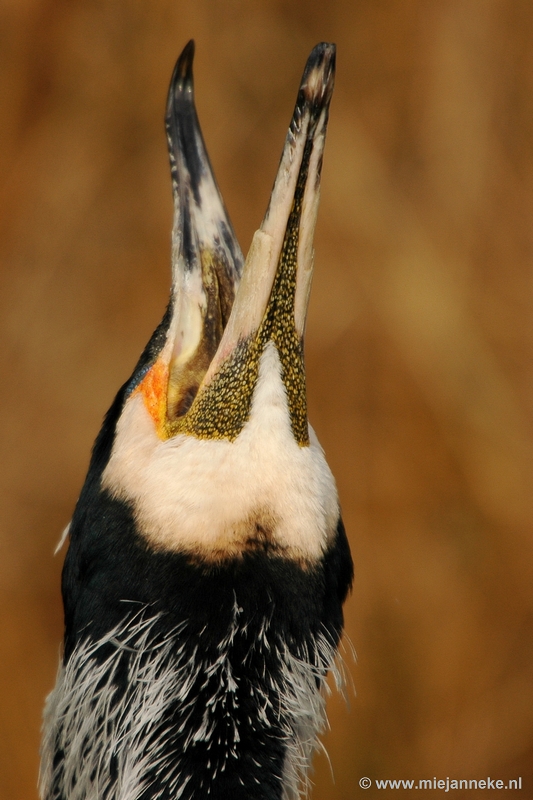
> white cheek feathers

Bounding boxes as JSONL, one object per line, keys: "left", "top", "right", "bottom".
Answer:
{"left": 102, "top": 343, "right": 339, "bottom": 562}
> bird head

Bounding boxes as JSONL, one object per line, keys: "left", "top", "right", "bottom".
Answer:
{"left": 99, "top": 41, "right": 340, "bottom": 564}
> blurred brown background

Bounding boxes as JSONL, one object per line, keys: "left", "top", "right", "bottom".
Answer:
{"left": 1, "top": 1, "right": 532, "bottom": 798}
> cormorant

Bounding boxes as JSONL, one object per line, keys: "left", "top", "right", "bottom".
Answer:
{"left": 40, "top": 40, "right": 353, "bottom": 800}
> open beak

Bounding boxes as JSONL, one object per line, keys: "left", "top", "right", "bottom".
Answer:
{"left": 137, "top": 40, "right": 335, "bottom": 446}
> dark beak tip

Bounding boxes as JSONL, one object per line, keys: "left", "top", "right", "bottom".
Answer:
{"left": 307, "top": 41, "right": 336, "bottom": 67}
{"left": 176, "top": 39, "right": 195, "bottom": 78}
{"left": 300, "top": 42, "right": 336, "bottom": 109}
{"left": 166, "top": 39, "right": 196, "bottom": 117}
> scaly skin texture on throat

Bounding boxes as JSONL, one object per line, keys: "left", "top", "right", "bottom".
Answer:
{"left": 147, "top": 138, "right": 313, "bottom": 446}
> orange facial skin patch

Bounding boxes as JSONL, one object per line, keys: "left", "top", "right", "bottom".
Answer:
{"left": 135, "top": 359, "right": 170, "bottom": 440}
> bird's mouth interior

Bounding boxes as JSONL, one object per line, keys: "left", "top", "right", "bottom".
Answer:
{"left": 165, "top": 249, "right": 235, "bottom": 421}
{"left": 135, "top": 40, "right": 335, "bottom": 445}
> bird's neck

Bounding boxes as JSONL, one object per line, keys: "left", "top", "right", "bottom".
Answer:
{"left": 43, "top": 534, "right": 348, "bottom": 800}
